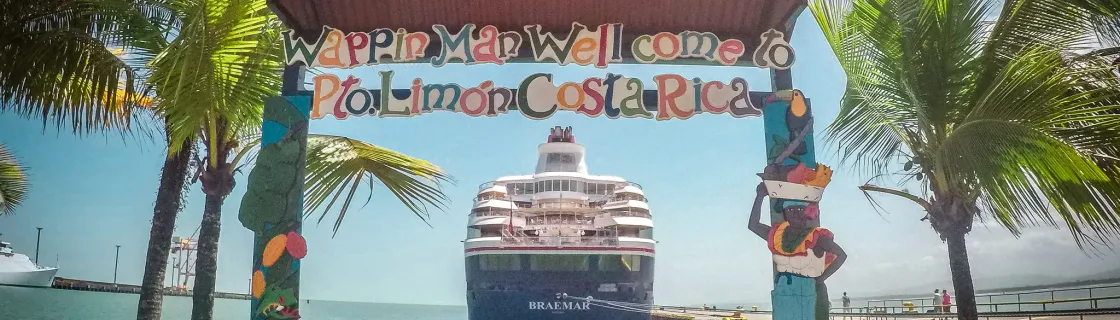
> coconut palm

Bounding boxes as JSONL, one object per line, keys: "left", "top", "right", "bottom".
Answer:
{"left": 2, "top": 3, "right": 195, "bottom": 318}
{"left": 146, "top": 1, "right": 452, "bottom": 319}
{"left": 0, "top": 144, "right": 29, "bottom": 216}
{"left": 809, "top": 0, "right": 1120, "bottom": 319}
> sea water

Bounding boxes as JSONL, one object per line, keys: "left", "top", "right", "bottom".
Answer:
{"left": 0, "top": 286, "right": 467, "bottom": 320}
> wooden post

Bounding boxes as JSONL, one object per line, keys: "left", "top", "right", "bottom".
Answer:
{"left": 239, "top": 65, "right": 310, "bottom": 320}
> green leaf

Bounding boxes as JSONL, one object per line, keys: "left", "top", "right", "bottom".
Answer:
{"left": 299, "top": 135, "right": 456, "bottom": 236}
{"left": 0, "top": 144, "right": 29, "bottom": 216}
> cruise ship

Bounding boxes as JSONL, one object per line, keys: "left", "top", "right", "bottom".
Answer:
{"left": 465, "top": 126, "right": 655, "bottom": 320}
{"left": 0, "top": 240, "right": 58, "bottom": 288}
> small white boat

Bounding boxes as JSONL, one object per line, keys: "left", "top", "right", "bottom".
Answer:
{"left": 0, "top": 241, "right": 58, "bottom": 287}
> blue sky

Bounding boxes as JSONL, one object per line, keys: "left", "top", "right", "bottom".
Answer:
{"left": 2, "top": 11, "right": 1119, "bottom": 307}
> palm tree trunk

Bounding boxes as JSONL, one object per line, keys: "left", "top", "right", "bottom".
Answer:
{"left": 136, "top": 140, "right": 193, "bottom": 320}
{"left": 946, "top": 229, "right": 979, "bottom": 320}
{"left": 190, "top": 193, "right": 225, "bottom": 320}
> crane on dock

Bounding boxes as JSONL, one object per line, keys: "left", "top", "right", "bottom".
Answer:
{"left": 169, "top": 236, "right": 198, "bottom": 292}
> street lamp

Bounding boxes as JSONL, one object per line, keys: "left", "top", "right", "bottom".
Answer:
{"left": 113, "top": 245, "right": 121, "bottom": 284}
{"left": 34, "top": 227, "right": 42, "bottom": 265}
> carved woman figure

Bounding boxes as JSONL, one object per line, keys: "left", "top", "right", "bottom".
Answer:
{"left": 749, "top": 182, "right": 846, "bottom": 320}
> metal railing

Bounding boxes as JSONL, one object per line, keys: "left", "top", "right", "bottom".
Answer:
{"left": 500, "top": 236, "right": 619, "bottom": 247}
{"left": 861, "top": 284, "right": 1120, "bottom": 314}
{"left": 525, "top": 217, "right": 595, "bottom": 226}
{"left": 476, "top": 180, "right": 644, "bottom": 192}
{"left": 471, "top": 209, "right": 512, "bottom": 217}
{"left": 478, "top": 181, "right": 496, "bottom": 191}
{"left": 606, "top": 210, "right": 652, "bottom": 218}
{"left": 608, "top": 196, "right": 649, "bottom": 203}
{"left": 475, "top": 195, "right": 510, "bottom": 202}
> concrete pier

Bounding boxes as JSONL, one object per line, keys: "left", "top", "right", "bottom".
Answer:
{"left": 51, "top": 277, "right": 251, "bottom": 300}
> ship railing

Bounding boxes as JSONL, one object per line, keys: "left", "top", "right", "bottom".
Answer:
{"left": 475, "top": 194, "right": 510, "bottom": 202}
{"left": 604, "top": 210, "right": 652, "bottom": 218}
{"left": 471, "top": 209, "right": 513, "bottom": 217}
{"left": 525, "top": 217, "right": 595, "bottom": 226}
{"left": 607, "top": 196, "right": 649, "bottom": 203}
{"left": 477, "top": 181, "right": 496, "bottom": 191}
{"left": 535, "top": 202, "right": 593, "bottom": 209}
{"left": 500, "top": 236, "right": 620, "bottom": 247}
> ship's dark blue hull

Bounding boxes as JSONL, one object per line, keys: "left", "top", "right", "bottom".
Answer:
{"left": 465, "top": 253, "right": 654, "bottom": 320}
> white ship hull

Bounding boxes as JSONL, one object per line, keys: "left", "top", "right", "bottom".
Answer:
{"left": 0, "top": 267, "right": 57, "bottom": 287}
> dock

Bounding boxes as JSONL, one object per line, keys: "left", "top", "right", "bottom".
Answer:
{"left": 51, "top": 277, "right": 252, "bottom": 300}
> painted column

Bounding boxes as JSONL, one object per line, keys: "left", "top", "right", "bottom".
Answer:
{"left": 760, "top": 89, "right": 837, "bottom": 320}
{"left": 238, "top": 95, "right": 312, "bottom": 320}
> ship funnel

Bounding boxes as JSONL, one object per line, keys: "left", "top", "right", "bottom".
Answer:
{"left": 536, "top": 126, "right": 587, "bottom": 174}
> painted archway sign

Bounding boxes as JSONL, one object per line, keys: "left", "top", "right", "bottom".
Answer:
{"left": 308, "top": 72, "right": 765, "bottom": 120}
{"left": 283, "top": 23, "right": 796, "bottom": 69}
{"left": 241, "top": 19, "right": 837, "bottom": 320}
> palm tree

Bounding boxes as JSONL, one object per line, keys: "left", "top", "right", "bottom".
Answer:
{"left": 3, "top": 2, "right": 451, "bottom": 319}
{"left": 809, "top": 0, "right": 1120, "bottom": 319}
{"left": 146, "top": 1, "right": 453, "bottom": 318}
{"left": 2, "top": 4, "right": 194, "bottom": 318}
{"left": 0, "top": 144, "right": 29, "bottom": 216}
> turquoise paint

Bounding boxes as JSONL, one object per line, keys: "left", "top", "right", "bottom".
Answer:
{"left": 284, "top": 95, "right": 312, "bottom": 119}
{"left": 772, "top": 272, "right": 817, "bottom": 320}
{"left": 261, "top": 121, "right": 287, "bottom": 147}
{"left": 761, "top": 100, "right": 816, "bottom": 167}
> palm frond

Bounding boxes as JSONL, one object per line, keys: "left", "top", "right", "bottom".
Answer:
{"left": 302, "top": 135, "right": 455, "bottom": 236}
{"left": 150, "top": 0, "right": 282, "bottom": 160}
{"left": 0, "top": 0, "right": 140, "bottom": 136}
{"left": 811, "top": 0, "right": 987, "bottom": 176}
{"left": 975, "top": 0, "right": 1102, "bottom": 95}
{"left": 0, "top": 144, "right": 30, "bottom": 216}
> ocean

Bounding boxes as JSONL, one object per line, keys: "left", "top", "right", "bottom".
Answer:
{"left": 0, "top": 286, "right": 467, "bottom": 320}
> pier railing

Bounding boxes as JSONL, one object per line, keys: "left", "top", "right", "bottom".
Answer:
{"left": 856, "top": 283, "right": 1120, "bottom": 314}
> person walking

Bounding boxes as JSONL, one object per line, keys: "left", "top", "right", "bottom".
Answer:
{"left": 941, "top": 290, "right": 951, "bottom": 313}
{"left": 931, "top": 289, "right": 941, "bottom": 313}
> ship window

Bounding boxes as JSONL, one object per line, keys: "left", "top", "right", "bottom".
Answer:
{"left": 526, "top": 183, "right": 535, "bottom": 194}
{"left": 467, "top": 228, "right": 481, "bottom": 239}
{"left": 529, "top": 254, "right": 589, "bottom": 271}
{"left": 561, "top": 180, "right": 570, "bottom": 191}
{"left": 479, "top": 254, "right": 521, "bottom": 271}
{"left": 587, "top": 184, "right": 598, "bottom": 194}
{"left": 545, "top": 153, "right": 577, "bottom": 172}
{"left": 597, "top": 254, "right": 642, "bottom": 272}
{"left": 552, "top": 180, "right": 561, "bottom": 191}
{"left": 575, "top": 181, "right": 585, "bottom": 193}
{"left": 543, "top": 181, "right": 552, "bottom": 192}
{"left": 639, "top": 228, "right": 654, "bottom": 239}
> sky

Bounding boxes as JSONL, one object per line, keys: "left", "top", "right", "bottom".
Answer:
{"left": 2, "top": 11, "right": 1120, "bottom": 307}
